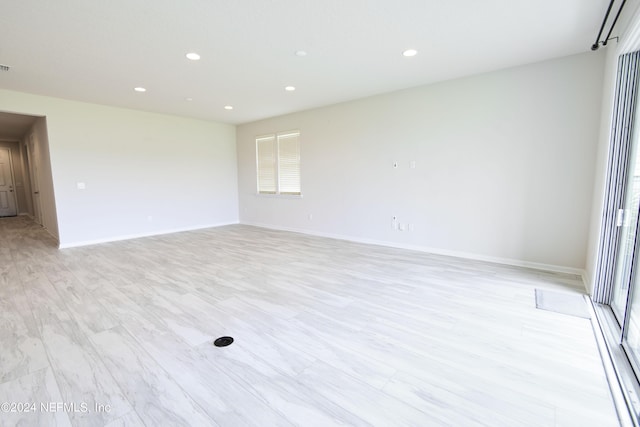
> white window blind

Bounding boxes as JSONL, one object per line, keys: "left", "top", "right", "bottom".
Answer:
{"left": 256, "top": 131, "right": 301, "bottom": 195}
{"left": 277, "top": 132, "right": 300, "bottom": 195}
{"left": 256, "top": 135, "right": 277, "bottom": 194}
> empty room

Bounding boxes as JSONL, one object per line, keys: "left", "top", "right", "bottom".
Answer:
{"left": 3, "top": 0, "right": 640, "bottom": 426}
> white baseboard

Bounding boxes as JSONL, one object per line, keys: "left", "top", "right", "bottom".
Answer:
{"left": 240, "top": 221, "right": 587, "bottom": 281}
{"left": 58, "top": 221, "right": 239, "bottom": 249}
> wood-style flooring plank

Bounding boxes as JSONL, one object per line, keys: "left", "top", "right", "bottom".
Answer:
{"left": 0, "top": 216, "right": 621, "bottom": 426}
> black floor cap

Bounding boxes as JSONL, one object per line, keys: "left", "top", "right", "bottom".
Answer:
{"left": 214, "top": 336, "right": 234, "bottom": 347}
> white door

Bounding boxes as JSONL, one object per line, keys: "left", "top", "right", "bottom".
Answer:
{"left": 0, "top": 147, "right": 17, "bottom": 217}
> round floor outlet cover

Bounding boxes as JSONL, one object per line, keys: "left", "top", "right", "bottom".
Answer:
{"left": 214, "top": 336, "right": 234, "bottom": 347}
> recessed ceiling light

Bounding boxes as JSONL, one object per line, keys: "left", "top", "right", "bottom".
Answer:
{"left": 295, "top": 50, "right": 307, "bottom": 57}
{"left": 134, "top": 87, "right": 146, "bottom": 92}
{"left": 402, "top": 49, "right": 418, "bottom": 57}
{"left": 285, "top": 86, "right": 296, "bottom": 91}
{"left": 186, "top": 97, "right": 193, "bottom": 101}
{"left": 186, "top": 52, "right": 201, "bottom": 61}
{"left": 224, "top": 105, "right": 233, "bottom": 110}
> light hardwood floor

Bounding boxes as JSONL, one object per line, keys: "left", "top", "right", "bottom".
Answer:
{"left": 0, "top": 216, "right": 619, "bottom": 426}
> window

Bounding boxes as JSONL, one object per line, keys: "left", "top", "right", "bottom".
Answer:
{"left": 256, "top": 131, "right": 300, "bottom": 195}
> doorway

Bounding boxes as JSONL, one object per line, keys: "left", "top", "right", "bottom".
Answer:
{"left": 0, "top": 111, "right": 56, "bottom": 238}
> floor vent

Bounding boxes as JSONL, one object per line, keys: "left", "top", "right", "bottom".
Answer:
{"left": 535, "top": 289, "right": 590, "bottom": 319}
{"left": 213, "top": 336, "right": 234, "bottom": 347}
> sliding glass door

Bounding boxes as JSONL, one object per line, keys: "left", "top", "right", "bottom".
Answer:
{"left": 612, "top": 99, "right": 640, "bottom": 375}
{"left": 611, "top": 106, "right": 640, "bottom": 325}
{"left": 592, "top": 52, "right": 640, "bottom": 423}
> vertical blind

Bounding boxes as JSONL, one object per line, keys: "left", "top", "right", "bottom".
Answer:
{"left": 594, "top": 51, "right": 640, "bottom": 304}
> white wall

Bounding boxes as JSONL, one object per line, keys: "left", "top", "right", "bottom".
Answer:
{"left": 0, "top": 89, "right": 238, "bottom": 247}
{"left": 237, "top": 52, "right": 606, "bottom": 272}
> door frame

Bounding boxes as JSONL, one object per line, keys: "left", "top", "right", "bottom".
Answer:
{"left": 25, "top": 134, "right": 42, "bottom": 225}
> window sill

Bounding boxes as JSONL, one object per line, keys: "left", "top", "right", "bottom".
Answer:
{"left": 255, "top": 193, "right": 303, "bottom": 199}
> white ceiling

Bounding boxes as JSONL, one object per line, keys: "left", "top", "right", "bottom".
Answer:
{"left": 0, "top": 0, "right": 629, "bottom": 125}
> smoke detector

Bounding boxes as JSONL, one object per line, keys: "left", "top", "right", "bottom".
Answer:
{"left": 0, "top": 64, "right": 10, "bottom": 72}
